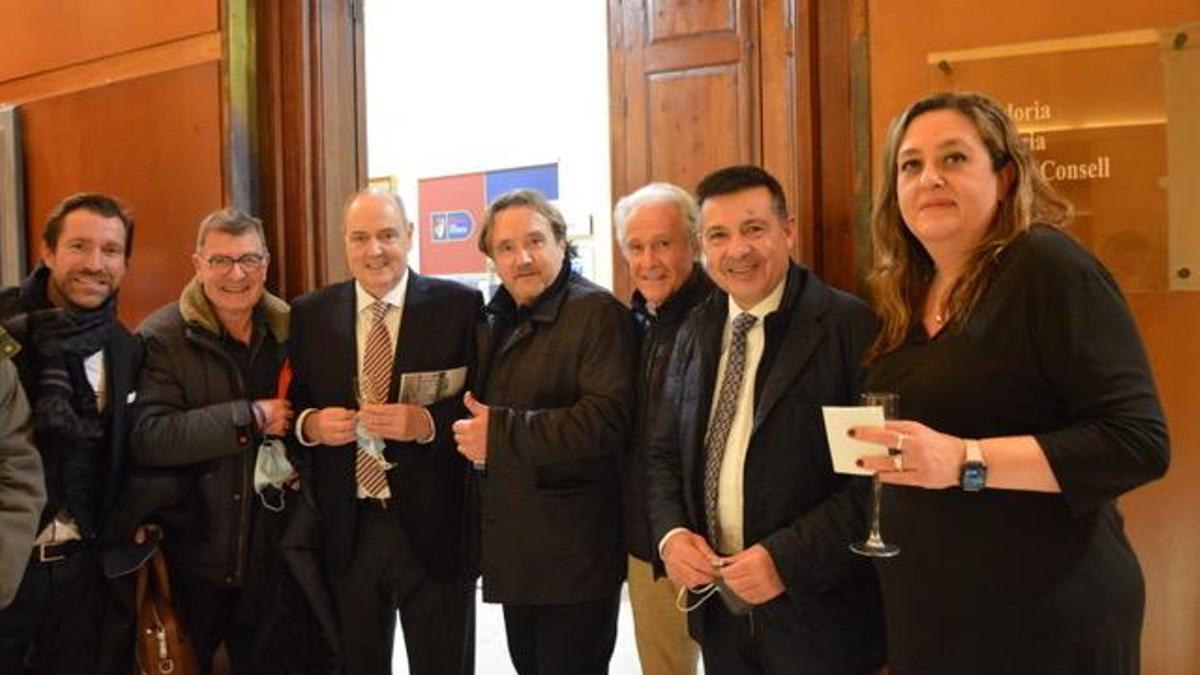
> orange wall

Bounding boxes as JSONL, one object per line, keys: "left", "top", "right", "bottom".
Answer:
{"left": 0, "top": 0, "right": 224, "bottom": 325}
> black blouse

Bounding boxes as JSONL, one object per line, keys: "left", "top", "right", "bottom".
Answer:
{"left": 867, "top": 225, "right": 1169, "bottom": 675}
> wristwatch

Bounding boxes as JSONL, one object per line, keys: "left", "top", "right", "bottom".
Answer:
{"left": 959, "top": 438, "right": 987, "bottom": 491}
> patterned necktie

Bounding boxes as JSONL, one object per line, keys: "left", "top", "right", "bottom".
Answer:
{"left": 703, "top": 312, "right": 758, "bottom": 550}
{"left": 356, "top": 300, "right": 393, "bottom": 500}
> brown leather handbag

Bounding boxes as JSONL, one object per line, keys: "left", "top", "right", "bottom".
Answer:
{"left": 135, "top": 549, "right": 200, "bottom": 675}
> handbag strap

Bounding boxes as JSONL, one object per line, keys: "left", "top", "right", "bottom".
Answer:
{"left": 149, "top": 548, "right": 175, "bottom": 603}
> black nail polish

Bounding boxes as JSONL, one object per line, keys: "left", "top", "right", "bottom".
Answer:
{"left": 855, "top": 459, "right": 864, "bottom": 467}
{"left": 847, "top": 428, "right": 857, "bottom": 437}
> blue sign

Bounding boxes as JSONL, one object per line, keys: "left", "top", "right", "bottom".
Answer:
{"left": 430, "top": 210, "right": 474, "bottom": 242}
{"left": 485, "top": 163, "right": 559, "bottom": 202}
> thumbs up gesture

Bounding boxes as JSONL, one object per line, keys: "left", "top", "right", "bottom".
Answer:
{"left": 452, "top": 391, "right": 490, "bottom": 465}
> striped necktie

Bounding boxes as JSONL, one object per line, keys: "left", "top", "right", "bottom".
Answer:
{"left": 356, "top": 300, "right": 393, "bottom": 500}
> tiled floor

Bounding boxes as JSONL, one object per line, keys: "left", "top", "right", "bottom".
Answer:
{"left": 393, "top": 585, "right": 644, "bottom": 674}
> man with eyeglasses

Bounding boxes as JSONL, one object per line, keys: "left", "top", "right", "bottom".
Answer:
{"left": 130, "top": 207, "right": 318, "bottom": 672}
{"left": 0, "top": 193, "right": 142, "bottom": 674}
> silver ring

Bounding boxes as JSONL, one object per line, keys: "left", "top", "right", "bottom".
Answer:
{"left": 892, "top": 454, "right": 904, "bottom": 471}
{"left": 895, "top": 432, "right": 907, "bottom": 451}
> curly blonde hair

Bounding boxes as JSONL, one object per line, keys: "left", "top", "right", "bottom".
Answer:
{"left": 865, "top": 91, "right": 1073, "bottom": 361}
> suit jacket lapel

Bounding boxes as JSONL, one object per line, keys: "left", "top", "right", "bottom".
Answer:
{"left": 752, "top": 267, "right": 829, "bottom": 434}
{"left": 329, "top": 282, "right": 357, "bottom": 406}
{"left": 103, "top": 329, "right": 137, "bottom": 514}
{"left": 391, "top": 271, "right": 430, "bottom": 400}
{"left": 688, "top": 297, "right": 725, "bottom": 477}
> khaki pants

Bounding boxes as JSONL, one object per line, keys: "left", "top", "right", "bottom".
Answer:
{"left": 627, "top": 555, "right": 700, "bottom": 675}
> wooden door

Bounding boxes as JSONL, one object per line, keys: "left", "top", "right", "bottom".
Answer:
{"left": 609, "top": 0, "right": 761, "bottom": 300}
{"left": 608, "top": 0, "right": 864, "bottom": 299}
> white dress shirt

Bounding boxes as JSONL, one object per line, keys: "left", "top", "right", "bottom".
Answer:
{"left": 353, "top": 275, "right": 408, "bottom": 384}
{"left": 710, "top": 280, "right": 786, "bottom": 554}
{"left": 657, "top": 279, "right": 787, "bottom": 559}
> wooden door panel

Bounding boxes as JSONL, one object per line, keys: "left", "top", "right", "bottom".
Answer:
{"left": 648, "top": 0, "right": 737, "bottom": 41}
{"left": 646, "top": 66, "right": 744, "bottom": 196}
{"left": 610, "top": 0, "right": 758, "bottom": 300}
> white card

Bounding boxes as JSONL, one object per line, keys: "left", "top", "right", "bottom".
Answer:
{"left": 822, "top": 405, "right": 889, "bottom": 475}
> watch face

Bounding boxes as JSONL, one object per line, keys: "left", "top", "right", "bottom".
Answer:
{"left": 961, "top": 462, "right": 987, "bottom": 491}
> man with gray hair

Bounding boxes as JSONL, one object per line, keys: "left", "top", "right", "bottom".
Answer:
{"left": 132, "top": 207, "right": 300, "bottom": 672}
{"left": 615, "top": 182, "right": 713, "bottom": 675}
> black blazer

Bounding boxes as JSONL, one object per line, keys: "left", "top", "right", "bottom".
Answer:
{"left": 288, "top": 272, "right": 482, "bottom": 580}
{"left": 645, "top": 264, "right": 886, "bottom": 674}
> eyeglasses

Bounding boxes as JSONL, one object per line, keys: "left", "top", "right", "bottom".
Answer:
{"left": 206, "top": 253, "right": 268, "bottom": 273}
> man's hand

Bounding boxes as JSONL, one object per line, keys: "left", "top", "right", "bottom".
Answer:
{"left": 254, "top": 397, "right": 294, "bottom": 436}
{"left": 718, "top": 543, "right": 785, "bottom": 604}
{"left": 661, "top": 530, "right": 720, "bottom": 589}
{"left": 359, "top": 402, "right": 432, "bottom": 442}
{"left": 302, "top": 407, "right": 357, "bottom": 446}
{"left": 451, "top": 392, "right": 489, "bottom": 464}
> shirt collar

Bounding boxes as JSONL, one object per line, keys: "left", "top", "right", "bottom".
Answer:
{"left": 355, "top": 270, "right": 409, "bottom": 314}
{"left": 725, "top": 276, "right": 786, "bottom": 324}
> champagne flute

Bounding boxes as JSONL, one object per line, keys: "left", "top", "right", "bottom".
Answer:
{"left": 850, "top": 391, "right": 900, "bottom": 558}
{"left": 352, "top": 374, "right": 385, "bottom": 452}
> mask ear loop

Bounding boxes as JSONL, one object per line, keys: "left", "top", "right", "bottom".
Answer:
{"left": 675, "top": 582, "right": 719, "bottom": 612}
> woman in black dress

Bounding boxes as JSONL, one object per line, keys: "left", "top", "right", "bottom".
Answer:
{"left": 852, "top": 91, "right": 1169, "bottom": 674}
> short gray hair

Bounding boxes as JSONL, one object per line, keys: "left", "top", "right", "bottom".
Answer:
{"left": 613, "top": 182, "right": 700, "bottom": 252}
{"left": 196, "top": 207, "right": 267, "bottom": 251}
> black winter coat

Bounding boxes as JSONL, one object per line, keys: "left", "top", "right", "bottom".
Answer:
{"left": 624, "top": 265, "right": 714, "bottom": 560}
{"left": 131, "top": 278, "right": 289, "bottom": 586}
{"left": 475, "top": 268, "right": 635, "bottom": 605}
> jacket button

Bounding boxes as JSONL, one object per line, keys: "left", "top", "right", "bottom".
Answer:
{"left": 225, "top": 575, "right": 234, "bottom": 584}
{"left": 232, "top": 493, "right": 241, "bottom": 501}
{"left": 238, "top": 435, "right": 249, "bottom": 445}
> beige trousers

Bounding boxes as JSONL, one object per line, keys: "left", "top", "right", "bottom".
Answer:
{"left": 627, "top": 555, "right": 701, "bottom": 675}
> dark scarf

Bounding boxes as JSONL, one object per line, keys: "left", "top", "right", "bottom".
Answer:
{"left": 19, "top": 265, "right": 118, "bottom": 440}
{"left": 12, "top": 266, "right": 120, "bottom": 536}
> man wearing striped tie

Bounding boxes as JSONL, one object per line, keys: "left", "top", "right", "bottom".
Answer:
{"left": 290, "top": 189, "right": 482, "bottom": 675}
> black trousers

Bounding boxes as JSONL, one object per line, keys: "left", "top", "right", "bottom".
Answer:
{"left": 0, "top": 549, "right": 130, "bottom": 675}
{"left": 174, "top": 580, "right": 245, "bottom": 674}
{"left": 331, "top": 502, "right": 474, "bottom": 675}
{"left": 502, "top": 590, "right": 621, "bottom": 675}
{"left": 698, "top": 593, "right": 872, "bottom": 675}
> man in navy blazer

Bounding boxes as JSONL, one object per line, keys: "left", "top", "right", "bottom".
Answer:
{"left": 289, "top": 190, "right": 481, "bottom": 675}
{"left": 645, "top": 166, "right": 885, "bottom": 674}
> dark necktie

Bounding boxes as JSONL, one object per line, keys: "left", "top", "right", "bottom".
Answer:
{"left": 703, "top": 312, "right": 757, "bottom": 549}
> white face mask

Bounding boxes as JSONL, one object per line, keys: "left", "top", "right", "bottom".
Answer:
{"left": 254, "top": 438, "right": 295, "bottom": 512}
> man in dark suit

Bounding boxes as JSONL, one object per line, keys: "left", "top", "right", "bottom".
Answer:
{"left": 645, "top": 166, "right": 886, "bottom": 674}
{"left": 289, "top": 190, "right": 481, "bottom": 675}
{"left": 453, "top": 189, "right": 634, "bottom": 675}
{"left": 0, "top": 193, "right": 142, "bottom": 674}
